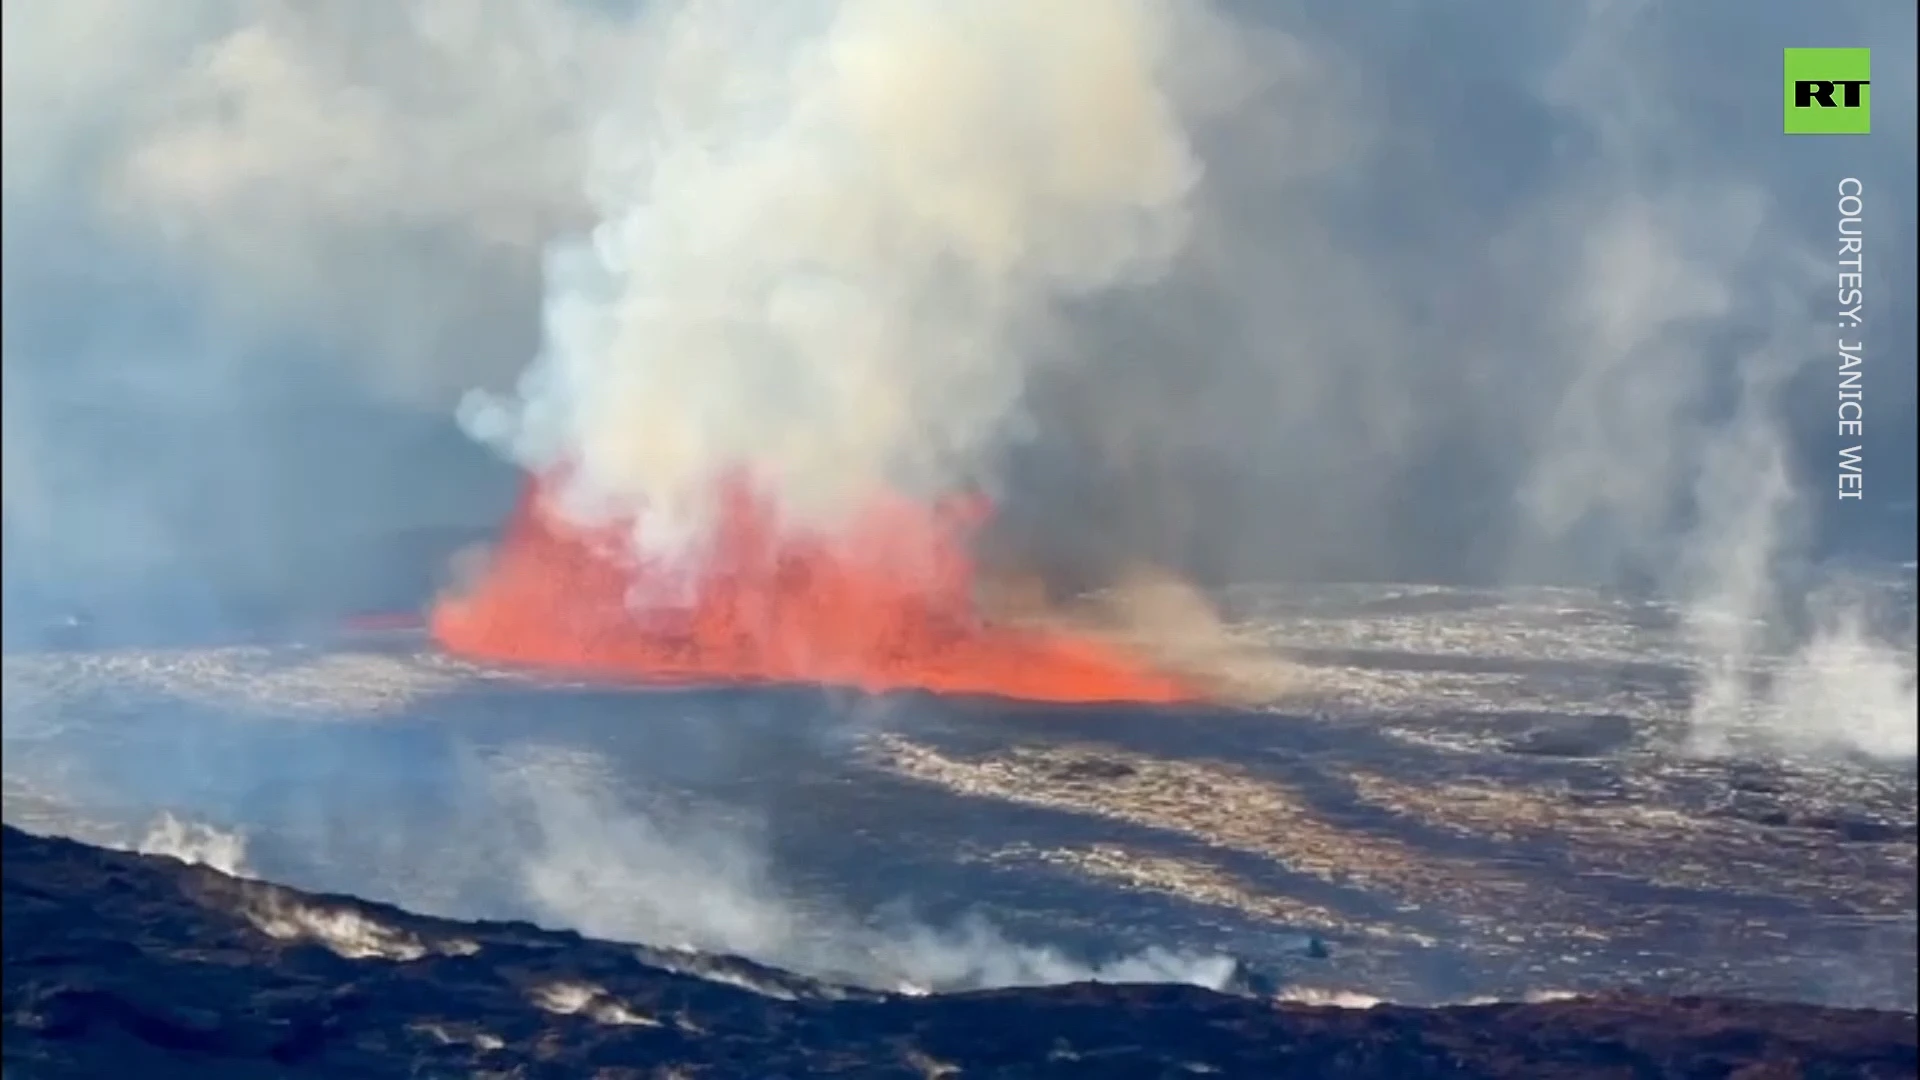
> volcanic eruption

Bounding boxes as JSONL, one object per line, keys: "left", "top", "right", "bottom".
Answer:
{"left": 432, "top": 475, "right": 1195, "bottom": 703}
{"left": 431, "top": 1, "right": 1233, "bottom": 704}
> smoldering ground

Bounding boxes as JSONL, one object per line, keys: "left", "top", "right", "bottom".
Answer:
{"left": 2, "top": 0, "right": 1916, "bottom": 991}
{"left": 18, "top": 678, "right": 1250, "bottom": 995}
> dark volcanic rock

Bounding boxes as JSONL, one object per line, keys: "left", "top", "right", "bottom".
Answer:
{"left": 1500, "top": 714, "right": 1637, "bottom": 758}
{"left": 4, "top": 826, "right": 1915, "bottom": 1079}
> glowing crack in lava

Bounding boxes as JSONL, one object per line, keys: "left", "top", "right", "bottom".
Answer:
{"left": 432, "top": 477, "right": 1195, "bottom": 704}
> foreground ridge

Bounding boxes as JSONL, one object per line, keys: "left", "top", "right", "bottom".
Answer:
{"left": 4, "top": 826, "right": 1914, "bottom": 1079}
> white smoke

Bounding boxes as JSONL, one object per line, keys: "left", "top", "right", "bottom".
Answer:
{"left": 134, "top": 811, "right": 250, "bottom": 876}
{"left": 1493, "top": 7, "right": 1917, "bottom": 760}
{"left": 1690, "top": 566, "right": 1919, "bottom": 758}
{"left": 1767, "top": 615, "right": 1919, "bottom": 758}
{"left": 491, "top": 744, "right": 1240, "bottom": 994}
{"left": 458, "top": 0, "right": 1242, "bottom": 554}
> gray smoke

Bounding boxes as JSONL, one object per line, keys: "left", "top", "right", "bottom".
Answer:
{"left": 2, "top": 0, "right": 606, "bottom": 634}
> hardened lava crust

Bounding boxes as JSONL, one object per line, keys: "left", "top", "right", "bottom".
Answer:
{"left": 4, "top": 582, "right": 1915, "bottom": 1016}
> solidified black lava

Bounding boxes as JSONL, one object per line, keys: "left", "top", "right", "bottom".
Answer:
{"left": 1501, "top": 714, "right": 1636, "bottom": 758}
{"left": 5, "top": 826, "right": 1915, "bottom": 1079}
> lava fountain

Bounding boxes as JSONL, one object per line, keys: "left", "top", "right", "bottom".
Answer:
{"left": 431, "top": 475, "right": 1196, "bottom": 704}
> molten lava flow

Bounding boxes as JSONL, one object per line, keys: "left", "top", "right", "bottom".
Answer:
{"left": 432, "top": 475, "right": 1195, "bottom": 704}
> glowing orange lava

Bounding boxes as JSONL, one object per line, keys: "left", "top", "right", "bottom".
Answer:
{"left": 431, "top": 475, "right": 1195, "bottom": 704}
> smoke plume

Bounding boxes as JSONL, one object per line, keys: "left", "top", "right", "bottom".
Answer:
{"left": 491, "top": 744, "right": 1242, "bottom": 994}
{"left": 457, "top": 0, "right": 1238, "bottom": 552}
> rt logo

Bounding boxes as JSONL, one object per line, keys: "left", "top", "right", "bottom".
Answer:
{"left": 1785, "top": 48, "right": 1871, "bottom": 134}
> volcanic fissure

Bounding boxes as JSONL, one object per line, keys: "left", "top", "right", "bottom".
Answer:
{"left": 432, "top": 475, "right": 1195, "bottom": 704}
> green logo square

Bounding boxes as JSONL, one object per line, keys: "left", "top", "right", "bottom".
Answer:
{"left": 1785, "top": 48, "right": 1871, "bottom": 134}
